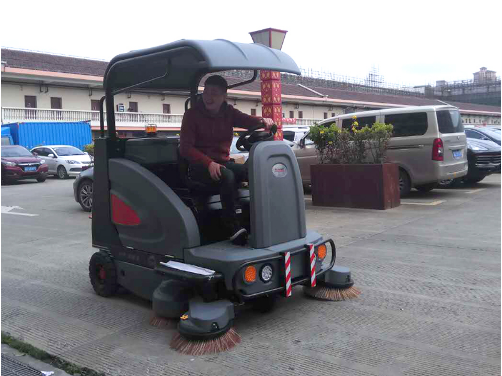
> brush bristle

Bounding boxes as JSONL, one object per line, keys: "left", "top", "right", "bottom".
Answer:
{"left": 149, "top": 315, "right": 176, "bottom": 329}
{"left": 304, "top": 285, "right": 361, "bottom": 301}
{"left": 170, "top": 328, "right": 241, "bottom": 355}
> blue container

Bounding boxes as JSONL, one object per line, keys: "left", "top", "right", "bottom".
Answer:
{"left": 1, "top": 122, "right": 92, "bottom": 150}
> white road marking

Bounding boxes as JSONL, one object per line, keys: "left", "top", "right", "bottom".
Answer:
{"left": 464, "top": 188, "right": 486, "bottom": 194}
{"left": 401, "top": 200, "right": 445, "bottom": 206}
{"left": 1, "top": 206, "right": 39, "bottom": 217}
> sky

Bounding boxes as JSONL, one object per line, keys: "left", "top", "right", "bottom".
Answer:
{"left": 1, "top": 0, "right": 500, "bottom": 87}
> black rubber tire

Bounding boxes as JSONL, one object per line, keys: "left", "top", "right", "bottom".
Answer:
{"left": 78, "top": 179, "right": 93, "bottom": 212}
{"left": 57, "top": 165, "right": 69, "bottom": 179}
{"left": 465, "top": 177, "right": 485, "bottom": 184}
{"left": 415, "top": 182, "right": 437, "bottom": 193}
{"left": 36, "top": 176, "right": 46, "bottom": 183}
{"left": 399, "top": 169, "right": 411, "bottom": 197}
{"left": 89, "top": 251, "right": 118, "bottom": 297}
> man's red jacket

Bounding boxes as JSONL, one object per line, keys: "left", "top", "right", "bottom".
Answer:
{"left": 180, "top": 100, "right": 263, "bottom": 167}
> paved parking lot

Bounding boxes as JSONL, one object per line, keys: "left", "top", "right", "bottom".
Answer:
{"left": 1, "top": 175, "right": 500, "bottom": 376}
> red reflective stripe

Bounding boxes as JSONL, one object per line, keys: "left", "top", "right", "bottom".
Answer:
{"left": 111, "top": 194, "right": 140, "bottom": 226}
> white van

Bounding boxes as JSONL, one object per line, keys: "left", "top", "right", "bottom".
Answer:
{"left": 295, "top": 105, "right": 468, "bottom": 195}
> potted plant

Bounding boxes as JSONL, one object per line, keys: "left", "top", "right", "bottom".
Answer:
{"left": 309, "top": 116, "right": 400, "bottom": 210}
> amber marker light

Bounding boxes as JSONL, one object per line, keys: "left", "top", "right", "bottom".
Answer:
{"left": 317, "top": 244, "right": 327, "bottom": 261}
{"left": 244, "top": 266, "right": 257, "bottom": 284}
{"left": 145, "top": 124, "right": 157, "bottom": 134}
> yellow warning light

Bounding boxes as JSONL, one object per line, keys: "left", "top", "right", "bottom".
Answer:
{"left": 180, "top": 314, "right": 188, "bottom": 320}
{"left": 145, "top": 124, "right": 157, "bottom": 134}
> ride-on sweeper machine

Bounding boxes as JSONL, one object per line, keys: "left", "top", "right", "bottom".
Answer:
{"left": 89, "top": 39, "right": 360, "bottom": 355}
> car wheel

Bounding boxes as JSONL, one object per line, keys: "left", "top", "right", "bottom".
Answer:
{"left": 415, "top": 182, "right": 437, "bottom": 193}
{"left": 399, "top": 169, "right": 411, "bottom": 197}
{"left": 78, "top": 179, "right": 93, "bottom": 212}
{"left": 57, "top": 165, "right": 69, "bottom": 179}
{"left": 36, "top": 177, "right": 46, "bottom": 183}
{"left": 89, "top": 251, "right": 118, "bottom": 297}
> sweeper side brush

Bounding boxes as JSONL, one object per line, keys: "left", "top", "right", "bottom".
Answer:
{"left": 304, "top": 265, "right": 361, "bottom": 301}
{"left": 170, "top": 298, "right": 240, "bottom": 355}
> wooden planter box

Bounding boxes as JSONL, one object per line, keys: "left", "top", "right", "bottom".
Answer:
{"left": 311, "top": 163, "right": 400, "bottom": 210}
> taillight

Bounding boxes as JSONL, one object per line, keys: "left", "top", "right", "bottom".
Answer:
{"left": 432, "top": 138, "right": 444, "bottom": 161}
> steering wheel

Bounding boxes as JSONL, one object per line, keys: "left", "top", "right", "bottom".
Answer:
{"left": 236, "top": 124, "right": 277, "bottom": 152}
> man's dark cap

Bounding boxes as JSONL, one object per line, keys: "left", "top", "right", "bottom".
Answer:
{"left": 205, "top": 75, "right": 228, "bottom": 92}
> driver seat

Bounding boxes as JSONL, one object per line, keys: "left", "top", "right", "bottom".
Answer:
{"left": 176, "top": 148, "right": 250, "bottom": 208}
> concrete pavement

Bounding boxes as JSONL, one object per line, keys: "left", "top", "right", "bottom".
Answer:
{"left": 1, "top": 175, "right": 500, "bottom": 375}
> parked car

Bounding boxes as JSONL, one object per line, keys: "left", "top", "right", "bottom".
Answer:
{"left": 1, "top": 145, "right": 48, "bottom": 184}
{"left": 230, "top": 136, "right": 295, "bottom": 163}
{"left": 464, "top": 127, "right": 501, "bottom": 145}
{"left": 31, "top": 145, "right": 93, "bottom": 179}
{"left": 283, "top": 126, "right": 310, "bottom": 143}
{"left": 73, "top": 166, "right": 94, "bottom": 211}
{"left": 440, "top": 138, "right": 501, "bottom": 187}
{"left": 292, "top": 105, "right": 468, "bottom": 196}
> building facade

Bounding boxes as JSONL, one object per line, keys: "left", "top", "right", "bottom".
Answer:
{"left": 1, "top": 48, "right": 500, "bottom": 140}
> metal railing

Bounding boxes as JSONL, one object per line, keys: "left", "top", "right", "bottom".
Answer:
{"left": 1, "top": 107, "right": 183, "bottom": 125}
{"left": 1, "top": 107, "right": 321, "bottom": 128}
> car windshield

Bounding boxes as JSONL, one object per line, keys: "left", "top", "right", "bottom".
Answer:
{"left": 1, "top": 146, "right": 34, "bottom": 157}
{"left": 437, "top": 110, "right": 464, "bottom": 134}
{"left": 54, "top": 146, "right": 85, "bottom": 156}
{"left": 481, "top": 128, "right": 501, "bottom": 141}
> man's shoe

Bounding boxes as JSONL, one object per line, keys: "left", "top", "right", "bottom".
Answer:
{"left": 230, "top": 227, "right": 247, "bottom": 246}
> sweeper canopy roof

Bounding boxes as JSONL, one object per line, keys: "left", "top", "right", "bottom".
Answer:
{"left": 103, "top": 39, "right": 301, "bottom": 93}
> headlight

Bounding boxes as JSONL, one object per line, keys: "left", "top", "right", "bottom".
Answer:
{"left": 67, "top": 160, "right": 79, "bottom": 164}
{"left": 40, "top": 159, "right": 46, "bottom": 164}
{"left": 470, "top": 145, "right": 488, "bottom": 151}
{"left": 260, "top": 264, "right": 273, "bottom": 283}
{"left": 243, "top": 266, "right": 257, "bottom": 284}
{"left": 2, "top": 161, "right": 16, "bottom": 166}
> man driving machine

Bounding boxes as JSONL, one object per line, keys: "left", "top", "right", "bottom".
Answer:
{"left": 180, "top": 75, "right": 274, "bottom": 245}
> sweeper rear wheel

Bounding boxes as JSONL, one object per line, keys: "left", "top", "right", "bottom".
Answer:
{"left": 89, "top": 250, "right": 118, "bottom": 297}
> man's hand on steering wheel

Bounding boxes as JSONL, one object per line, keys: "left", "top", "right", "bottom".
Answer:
{"left": 261, "top": 118, "right": 275, "bottom": 131}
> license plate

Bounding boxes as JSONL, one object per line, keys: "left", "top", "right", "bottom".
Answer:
{"left": 453, "top": 150, "right": 462, "bottom": 159}
{"left": 24, "top": 166, "right": 37, "bottom": 171}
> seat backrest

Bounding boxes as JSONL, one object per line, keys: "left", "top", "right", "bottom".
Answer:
{"left": 125, "top": 137, "right": 179, "bottom": 166}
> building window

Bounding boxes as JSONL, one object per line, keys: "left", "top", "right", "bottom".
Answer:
{"left": 282, "top": 113, "right": 285, "bottom": 118}
{"left": 251, "top": 108, "right": 256, "bottom": 116}
{"left": 298, "top": 111, "right": 303, "bottom": 119}
{"left": 24, "top": 95, "right": 37, "bottom": 119}
{"left": 332, "top": 112, "right": 336, "bottom": 117}
{"left": 163, "top": 104, "right": 171, "bottom": 114}
{"left": 91, "top": 100, "right": 100, "bottom": 111}
{"left": 51, "top": 97, "right": 62, "bottom": 109}
{"left": 128, "top": 102, "right": 138, "bottom": 112}
{"left": 324, "top": 112, "right": 328, "bottom": 119}
{"left": 51, "top": 97, "right": 62, "bottom": 120}
{"left": 289, "top": 111, "right": 294, "bottom": 118}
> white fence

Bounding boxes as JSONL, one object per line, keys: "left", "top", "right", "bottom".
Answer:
{"left": 1, "top": 107, "right": 184, "bottom": 126}
{"left": 2, "top": 107, "right": 321, "bottom": 128}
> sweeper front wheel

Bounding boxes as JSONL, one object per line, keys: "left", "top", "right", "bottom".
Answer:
{"left": 89, "top": 251, "right": 118, "bottom": 297}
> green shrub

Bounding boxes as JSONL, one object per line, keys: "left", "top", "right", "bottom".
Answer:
{"left": 310, "top": 116, "right": 393, "bottom": 164}
{"left": 83, "top": 143, "right": 94, "bottom": 156}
